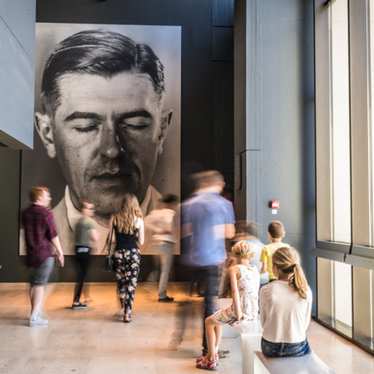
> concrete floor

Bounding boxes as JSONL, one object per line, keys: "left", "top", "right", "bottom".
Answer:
{"left": 0, "top": 283, "right": 373, "bottom": 374}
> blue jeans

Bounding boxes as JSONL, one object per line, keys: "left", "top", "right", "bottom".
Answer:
{"left": 261, "top": 338, "right": 311, "bottom": 358}
{"left": 194, "top": 265, "right": 220, "bottom": 354}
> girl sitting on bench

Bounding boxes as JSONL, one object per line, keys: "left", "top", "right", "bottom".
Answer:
{"left": 196, "top": 240, "right": 260, "bottom": 370}
{"left": 260, "top": 246, "right": 312, "bottom": 357}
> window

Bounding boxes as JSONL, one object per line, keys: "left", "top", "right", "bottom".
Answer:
{"left": 353, "top": 267, "right": 374, "bottom": 350}
{"left": 330, "top": 0, "right": 351, "bottom": 243}
{"left": 317, "top": 258, "right": 352, "bottom": 338}
{"left": 369, "top": 0, "right": 374, "bottom": 246}
{"left": 315, "top": 0, "right": 351, "bottom": 245}
{"left": 315, "top": 0, "right": 374, "bottom": 353}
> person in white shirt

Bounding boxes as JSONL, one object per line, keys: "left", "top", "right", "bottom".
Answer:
{"left": 145, "top": 194, "right": 179, "bottom": 302}
{"left": 259, "top": 246, "right": 312, "bottom": 357}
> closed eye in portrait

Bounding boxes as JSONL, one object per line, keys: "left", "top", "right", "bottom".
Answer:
{"left": 118, "top": 120, "right": 150, "bottom": 130}
{"left": 115, "top": 111, "right": 152, "bottom": 131}
{"left": 64, "top": 111, "right": 102, "bottom": 134}
{"left": 72, "top": 124, "right": 99, "bottom": 133}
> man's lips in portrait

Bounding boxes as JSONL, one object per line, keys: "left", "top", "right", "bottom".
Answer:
{"left": 90, "top": 167, "right": 139, "bottom": 190}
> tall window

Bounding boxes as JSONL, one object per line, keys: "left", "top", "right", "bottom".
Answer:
{"left": 315, "top": 0, "right": 374, "bottom": 353}
{"left": 330, "top": 0, "right": 351, "bottom": 243}
{"left": 369, "top": 0, "right": 374, "bottom": 246}
{"left": 316, "top": 0, "right": 351, "bottom": 244}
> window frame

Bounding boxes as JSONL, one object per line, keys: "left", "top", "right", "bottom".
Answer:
{"left": 314, "top": 0, "right": 374, "bottom": 355}
{"left": 314, "top": 0, "right": 374, "bottom": 270}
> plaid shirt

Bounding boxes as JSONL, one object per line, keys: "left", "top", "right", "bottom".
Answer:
{"left": 22, "top": 204, "right": 57, "bottom": 267}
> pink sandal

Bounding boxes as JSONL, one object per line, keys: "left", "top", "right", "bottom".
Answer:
{"left": 196, "top": 356, "right": 218, "bottom": 371}
{"left": 196, "top": 353, "right": 218, "bottom": 364}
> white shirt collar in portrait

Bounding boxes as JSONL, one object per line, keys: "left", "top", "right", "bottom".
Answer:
{"left": 50, "top": 185, "right": 160, "bottom": 255}
{"left": 64, "top": 185, "right": 155, "bottom": 233}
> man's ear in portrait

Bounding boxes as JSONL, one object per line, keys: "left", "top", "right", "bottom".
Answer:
{"left": 35, "top": 110, "right": 56, "bottom": 159}
{"left": 157, "top": 109, "right": 173, "bottom": 155}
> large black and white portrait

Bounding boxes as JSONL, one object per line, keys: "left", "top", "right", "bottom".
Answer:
{"left": 20, "top": 23, "right": 181, "bottom": 255}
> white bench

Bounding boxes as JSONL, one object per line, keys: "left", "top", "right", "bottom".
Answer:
{"left": 218, "top": 300, "right": 334, "bottom": 374}
{"left": 221, "top": 317, "right": 262, "bottom": 374}
{"left": 253, "top": 351, "right": 335, "bottom": 374}
{"left": 239, "top": 321, "right": 262, "bottom": 374}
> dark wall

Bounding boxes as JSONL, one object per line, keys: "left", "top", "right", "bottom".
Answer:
{"left": 0, "top": 149, "right": 26, "bottom": 279}
{"left": 0, "top": 0, "right": 234, "bottom": 281}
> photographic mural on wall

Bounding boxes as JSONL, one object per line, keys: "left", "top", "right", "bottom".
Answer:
{"left": 20, "top": 23, "right": 181, "bottom": 255}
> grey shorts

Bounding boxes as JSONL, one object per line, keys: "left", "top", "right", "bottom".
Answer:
{"left": 30, "top": 257, "right": 55, "bottom": 286}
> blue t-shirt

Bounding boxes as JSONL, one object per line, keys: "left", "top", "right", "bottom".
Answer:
{"left": 181, "top": 192, "right": 235, "bottom": 267}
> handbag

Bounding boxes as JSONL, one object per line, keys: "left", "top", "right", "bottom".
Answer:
{"left": 103, "top": 224, "right": 115, "bottom": 272}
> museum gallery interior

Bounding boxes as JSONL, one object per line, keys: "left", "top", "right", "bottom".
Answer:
{"left": 0, "top": 1, "right": 374, "bottom": 373}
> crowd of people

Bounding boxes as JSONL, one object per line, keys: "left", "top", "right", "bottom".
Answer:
{"left": 21, "top": 170, "right": 312, "bottom": 371}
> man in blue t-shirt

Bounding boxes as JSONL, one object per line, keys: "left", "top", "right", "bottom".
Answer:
{"left": 182, "top": 170, "right": 235, "bottom": 356}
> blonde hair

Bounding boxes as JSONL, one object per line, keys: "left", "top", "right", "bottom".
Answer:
{"left": 231, "top": 240, "right": 255, "bottom": 260}
{"left": 113, "top": 194, "right": 143, "bottom": 234}
{"left": 272, "top": 247, "right": 309, "bottom": 299}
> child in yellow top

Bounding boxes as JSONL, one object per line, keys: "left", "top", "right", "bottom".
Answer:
{"left": 260, "top": 221, "right": 289, "bottom": 281}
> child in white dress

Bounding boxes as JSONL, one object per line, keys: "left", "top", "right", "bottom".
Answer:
{"left": 196, "top": 240, "right": 260, "bottom": 370}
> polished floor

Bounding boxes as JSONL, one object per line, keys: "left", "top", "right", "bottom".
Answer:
{"left": 0, "top": 283, "right": 373, "bottom": 374}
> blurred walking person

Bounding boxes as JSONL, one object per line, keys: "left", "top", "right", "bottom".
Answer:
{"left": 181, "top": 170, "right": 235, "bottom": 357}
{"left": 72, "top": 201, "right": 98, "bottom": 309}
{"left": 146, "top": 194, "right": 179, "bottom": 302}
{"left": 22, "top": 186, "right": 64, "bottom": 326}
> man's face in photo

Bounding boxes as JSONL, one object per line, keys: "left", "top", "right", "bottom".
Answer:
{"left": 36, "top": 71, "right": 171, "bottom": 218}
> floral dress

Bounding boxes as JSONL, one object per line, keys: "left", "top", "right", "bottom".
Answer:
{"left": 112, "top": 221, "right": 142, "bottom": 315}
{"left": 213, "top": 264, "right": 260, "bottom": 324}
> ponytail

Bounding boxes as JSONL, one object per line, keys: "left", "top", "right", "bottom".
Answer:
{"left": 289, "top": 263, "right": 308, "bottom": 299}
{"left": 272, "top": 247, "right": 309, "bottom": 299}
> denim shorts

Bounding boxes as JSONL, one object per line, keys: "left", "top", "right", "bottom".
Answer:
{"left": 261, "top": 337, "right": 311, "bottom": 358}
{"left": 30, "top": 257, "right": 55, "bottom": 286}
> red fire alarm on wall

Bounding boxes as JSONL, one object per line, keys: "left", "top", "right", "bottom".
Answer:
{"left": 268, "top": 200, "right": 280, "bottom": 209}
{"left": 268, "top": 199, "right": 280, "bottom": 214}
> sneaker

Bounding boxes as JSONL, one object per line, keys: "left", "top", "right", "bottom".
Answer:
{"left": 158, "top": 296, "right": 174, "bottom": 303}
{"left": 218, "top": 350, "right": 230, "bottom": 359}
{"left": 29, "top": 316, "right": 48, "bottom": 327}
{"left": 72, "top": 302, "right": 88, "bottom": 310}
{"left": 115, "top": 309, "right": 125, "bottom": 321}
{"left": 123, "top": 311, "right": 132, "bottom": 323}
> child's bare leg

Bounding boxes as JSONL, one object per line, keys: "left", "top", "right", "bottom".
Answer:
{"left": 215, "top": 324, "right": 222, "bottom": 353}
{"left": 205, "top": 316, "right": 218, "bottom": 360}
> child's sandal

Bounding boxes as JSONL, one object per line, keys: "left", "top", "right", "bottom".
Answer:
{"left": 196, "top": 355, "right": 205, "bottom": 364}
{"left": 196, "top": 356, "right": 218, "bottom": 371}
{"left": 196, "top": 353, "right": 218, "bottom": 364}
